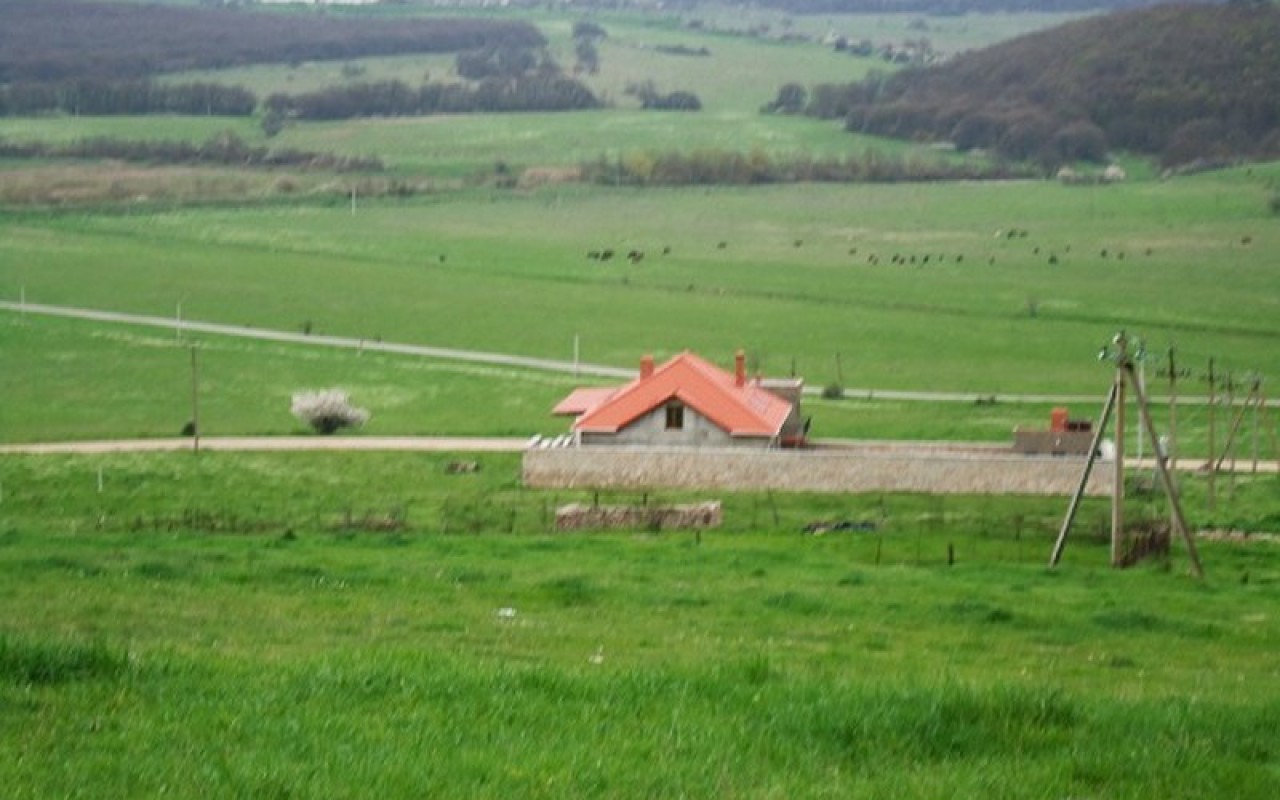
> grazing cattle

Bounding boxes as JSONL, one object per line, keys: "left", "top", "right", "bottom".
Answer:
{"left": 1048, "top": 254, "right": 1059, "bottom": 264}
{"left": 601, "top": 249, "right": 614, "bottom": 261}
{"left": 627, "top": 250, "right": 644, "bottom": 263}
{"left": 587, "top": 250, "right": 601, "bottom": 260}
{"left": 955, "top": 255, "right": 963, "bottom": 263}
{"left": 662, "top": 246, "right": 671, "bottom": 255}
{"left": 1100, "top": 249, "right": 1108, "bottom": 258}
{"left": 794, "top": 239, "right": 803, "bottom": 248}
{"left": 717, "top": 241, "right": 728, "bottom": 249}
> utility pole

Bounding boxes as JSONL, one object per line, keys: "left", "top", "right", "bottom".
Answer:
{"left": 1051, "top": 331, "right": 1202, "bottom": 578}
{"left": 1112, "top": 354, "right": 1126, "bottom": 567}
{"left": 1205, "top": 357, "right": 1216, "bottom": 512}
{"left": 190, "top": 345, "right": 200, "bottom": 455}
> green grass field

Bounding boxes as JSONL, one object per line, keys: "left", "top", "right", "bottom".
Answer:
{"left": 1, "top": 450, "right": 1277, "bottom": 797}
{"left": 3, "top": 168, "right": 1276, "bottom": 397}
{"left": 2, "top": 6, "right": 1279, "bottom": 795}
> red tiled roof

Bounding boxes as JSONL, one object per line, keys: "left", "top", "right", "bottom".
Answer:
{"left": 569, "top": 352, "right": 793, "bottom": 438}
{"left": 552, "top": 387, "right": 619, "bottom": 416}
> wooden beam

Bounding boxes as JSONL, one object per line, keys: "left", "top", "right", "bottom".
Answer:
{"left": 1050, "top": 381, "right": 1118, "bottom": 568}
{"left": 1112, "top": 367, "right": 1126, "bottom": 567}
{"left": 1126, "top": 364, "right": 1204, "bottom": 579}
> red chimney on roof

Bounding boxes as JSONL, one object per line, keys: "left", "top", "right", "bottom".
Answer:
{"left": 640, "top": 354, "right": 655, "bottom": 379}
{"left": 734, "top": 349, "right": 746, "bottom": 387}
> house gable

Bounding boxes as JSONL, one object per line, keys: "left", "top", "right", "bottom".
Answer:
{"left": 570, "top": 352, "right": 794, "bottom": 439}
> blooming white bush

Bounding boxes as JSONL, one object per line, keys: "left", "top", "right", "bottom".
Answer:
{"left": 290, "top": 389, "right": 370, "bottom": 435}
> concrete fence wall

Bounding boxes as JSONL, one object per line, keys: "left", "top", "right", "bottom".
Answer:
{"left": 523, "top": 444, "right": 1113, "bottom": 496}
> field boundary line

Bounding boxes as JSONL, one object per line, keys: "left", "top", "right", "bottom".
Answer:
{"left": 0, "top": 436, "right": 529, "bottom": 455}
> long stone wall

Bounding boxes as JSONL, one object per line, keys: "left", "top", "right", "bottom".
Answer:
{"left": 523, "top": 443, "right": 1113, "bottom": 496}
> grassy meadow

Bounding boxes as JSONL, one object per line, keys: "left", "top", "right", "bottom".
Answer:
{"left": 3, "top": 169, "right": 1277, "bottom": 396}
{"left": 1, "top": 450, "right": 1278, "bottom": 796}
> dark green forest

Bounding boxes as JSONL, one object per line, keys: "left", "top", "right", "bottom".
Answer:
{"left": 0, "top": 1, "right": 543, "bottom": 82}
{"left": 795, "top": 3, "right": 1280, "bottom": 167}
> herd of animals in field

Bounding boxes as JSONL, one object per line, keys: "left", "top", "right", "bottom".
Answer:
{"left": 572, "top": 229, "right": 1259, "bottom": 274}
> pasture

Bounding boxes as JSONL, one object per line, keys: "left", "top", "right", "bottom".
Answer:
{"left": 2, "top": 5, "right": 1279, "bottom": 795}
{"left": 1, "top": 450, "right": 1278, "bottom": 797}
{"left": 3, "top": 168, "right": 1276, "bottom": 398}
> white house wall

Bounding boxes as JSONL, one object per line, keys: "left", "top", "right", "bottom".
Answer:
{"left": 579, "top": 405, "right": 772, "bottom": 448}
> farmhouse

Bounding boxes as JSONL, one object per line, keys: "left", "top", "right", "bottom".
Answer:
{"left": 529, "top": 352, "right": 1112, "bottom": 497}
{"left": 552, "top": 351, "right": 806, "bottom": 449}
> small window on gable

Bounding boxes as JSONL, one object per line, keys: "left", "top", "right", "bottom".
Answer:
{"left": 665, "top": 403, "right": 684, "bottom": 430}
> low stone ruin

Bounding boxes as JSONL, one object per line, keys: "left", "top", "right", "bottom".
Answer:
{"left": 554, "top": 501, "right": 721, "bottom": 532}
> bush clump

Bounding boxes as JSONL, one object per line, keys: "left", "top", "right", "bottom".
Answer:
{"left": 291, "top": 389, "right": 370, "bottom": 435}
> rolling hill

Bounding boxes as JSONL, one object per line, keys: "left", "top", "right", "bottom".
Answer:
{"left": 806, "top": 2, "right": 1280, "bottom": 167}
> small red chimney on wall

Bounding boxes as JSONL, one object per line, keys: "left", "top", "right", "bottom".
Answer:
{"left": 735, "top": 349, "right": 746, "bottom": 387}
{"left": 640, "top": 354, "right": 655, "bottom": 379}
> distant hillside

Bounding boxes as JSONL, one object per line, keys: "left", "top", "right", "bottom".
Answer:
{"left": 0, "top": 1, "right": 544, "bottom": 83}
{"left": 741, "top": 0, "right": 1219, "bottom": 11}
{"left": 803, "top": 2, "right": 1280, "bottom": 167}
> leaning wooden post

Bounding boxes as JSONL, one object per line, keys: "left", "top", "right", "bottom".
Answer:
{"left": 1206, "top": 357, "right": 1216, "bottom": 511}
{"left": 1111, "top": 363, "right": 1126, "bottom": 567}
{"left": 1050, "top": 382, "right": 1118, "bottom": 568}
{"left": 1215, "top": 379, "right": 1257, "bottom": 473}
{"left": 1126, "top": 363, "right": 1203, "bottom": 578}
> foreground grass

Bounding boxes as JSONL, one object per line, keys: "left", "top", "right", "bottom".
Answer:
{"left": 0, "top": 450, "right": 1277, "bottom": 797}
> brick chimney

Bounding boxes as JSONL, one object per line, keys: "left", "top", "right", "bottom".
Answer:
{"left": 640, "top": 354, "right": 655, "bottom": 379}
{"left": 734, "top": 349, "right": 746, "bottom": 387}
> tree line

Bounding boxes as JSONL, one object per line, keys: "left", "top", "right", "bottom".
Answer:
{"left": 0, "top": 132, "right": 383, "bottom": 173}
{"left": 580, "top": 148, "right": 1031, "bottom": 186}
{"left": 0, "top": 1, "right": 545, "bottom": 82}
{"left": 265, "top": 75, "right": 600, "bottom": 121}
{"left": 688, "top": 0, "right": 1220, "bottom": 14}
{"left": 0, "top": 81, "right": 256, "bottom": 117}
{"left": 785, "top": 3, "right": 1280, "bottom": 168}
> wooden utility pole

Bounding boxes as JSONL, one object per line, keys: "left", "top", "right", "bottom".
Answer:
{"left": 1050, "top": 382, "right": 1117, "bottom": 568}
{"left": 190, "top": 345, "right": 200, "bottom": 455}
{"left": 1205, "top": 357, "right": 1216, "bottom": 511}
{"left": 1050, "top": 331, "right": 1203, "bottom": 578}
{"left": 1112, "top": 364, "right": 1126, "bottom": 567}
{"left": 1126, "top": 361, "right": 1203, "bottom": 578}
{"left": 1216, "top": 376, "right": 1261, "bottom": 473}
{"left": 1164, "top": 347, "right": 1179, "bottom": 473}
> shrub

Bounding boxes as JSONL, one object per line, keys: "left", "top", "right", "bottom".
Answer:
{"left": 822, "top": 383, "right": 845, "bottom": 400}
{"left": 291, "top": 389, "right": 370, "bottom": 435}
